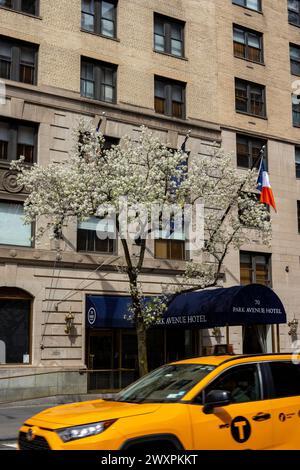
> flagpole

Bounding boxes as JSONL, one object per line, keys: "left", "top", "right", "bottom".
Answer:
{"left": 252, "top": 144, "right": 266, "bottom": 171}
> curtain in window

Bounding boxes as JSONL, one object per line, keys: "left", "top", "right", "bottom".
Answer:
{"left": 0, "top": 202, "right": 32, "bottom": 246}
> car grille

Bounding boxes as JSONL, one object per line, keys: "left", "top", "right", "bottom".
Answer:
{"left": 18, "top": 432, "right": 51, "bottom": 450}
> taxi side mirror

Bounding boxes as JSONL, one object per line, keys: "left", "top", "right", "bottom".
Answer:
{"left": 203, "top": 390, "right": 232, "bottom": 414}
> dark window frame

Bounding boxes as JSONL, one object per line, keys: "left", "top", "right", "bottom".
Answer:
{"left": 240, "top": 251, "right": 272, "bottom": 287}
{"left": 236, "top": 134, "right": 267, "bottom": 169}
{"left": 77, "top": 216, "right": 117, "bottom": 254}
{"left": 235, "top": 78, "right": 266, "bottom": 118}
{"left": 81, "top": 0, "right": 118, "bottom": 39}
{"left": 81, "top": 57, "right": 117, "bottom": 103}
{"left": 154, "top": 238, "right": 186, "bottom": 261}
{"left": 290, "top": 43, "right": 300, "bottom": 75}
{"left": 154, "top": 76, "right": 186, "bottom": 119}
{"left": 297, "top": 201, "right": 300, "bottom": 233}
{"left": 0, "top": 118, "right": 38, "bottom": 164}
{"left": 292, "top": 95, "right": 300, "bottom": 127}
{"left": 295, "top": 146, "right": 300, "bottom": 178}
{"left": 0, "top": 35, "right": 38, "bottom": 85}
{"left": 232, "top": 0, "right": 262, "bottom": 12}
{"left": 233, "top": 24, "right": 263, "bottom": 64}
{"left": 103, "top": 135, "right": 120, "bottom": 150}
{"left": 154, "top": 13, "right": 185, "bottom": 58}
{"left": 0, "top": 0, "right": 39, "bottom": 16}
{"left": 288, "top": 0, "right": 300, "bottom": 26}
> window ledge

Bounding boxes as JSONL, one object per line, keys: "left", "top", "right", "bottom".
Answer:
{"left": 80, "top": 28, "right": 120, "bottom": 43}
{"left": 0, "top": 244, "right": 33, "bottom": 250}
{"left": 153, "top": 49, "right": 188, "bottom": 61}
{"left": 77, "top": 251, "right": 117, "bottom": 256}
{"left": 236, "top": 110, "right": 268, "bottom": 121}
{"left": 234, "top": 55, "right": 265, "bottom": 67}
{"left": 0, "top": 5, "right": 41, "bottom": 19}
{"left": 289, "top": 21, "right": 300, "bottom": 29}
{"left": 232, "top": 4, "right": 263, "bottom": 15}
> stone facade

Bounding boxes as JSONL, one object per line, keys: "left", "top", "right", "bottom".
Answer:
{"left": 0, "top": 0, "right": 297, "bottom": 398}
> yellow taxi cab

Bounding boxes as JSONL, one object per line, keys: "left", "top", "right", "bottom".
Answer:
{"left": 18, "top": 353, "right": 300, "bottom": 450}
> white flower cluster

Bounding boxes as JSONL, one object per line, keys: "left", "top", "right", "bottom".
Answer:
{"left": 13, "top": 120, "right": 272, "bottom": 327}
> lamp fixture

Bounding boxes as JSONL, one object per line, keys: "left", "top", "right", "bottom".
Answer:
{"left": 288, "top": 318, "right": 298, "bottom": 336}
{"left": 65, "top": 309, "right": 75, "bottom": 335}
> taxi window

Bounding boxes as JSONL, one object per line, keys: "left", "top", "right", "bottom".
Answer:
{"left": 199, "top": 364, "right": 262, "bottom": 404}
{"left": 269, "top": 361, "right": 300, "bottom": 398}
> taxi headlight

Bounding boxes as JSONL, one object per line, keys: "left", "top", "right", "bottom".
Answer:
{"left": 56, "top": 419, "right": 116, "bottom": 443}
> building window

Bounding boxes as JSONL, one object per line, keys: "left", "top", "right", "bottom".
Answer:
{"left": 0, "top": 287, "right": 32, "bottom": 365}
{"left": 77, "top": 216, "right": 116, "bottom": 253}
{"left": 154, "top": 211, "right": 186, "bottom": 261}
{"left": 0, "top": 36, "right": 38, "bottom": 85}
{"left": 154, "top": 13, "right": 184, "bottom": 58}
{"left": 103, "top": 135, "right": 120, "bottom": 150}
{"left": 236, "top": 134, "right": 266, "bottom": 169}
{"left": 81, "top": 58, "right": 117, "bottom": 103}
{"left": 0, "top": 0, "right": 39, "bottom": 15}
{"left": 81, "top": 0, "right": 117, "bottom": 38}
{"left": 155, "top": 239, "right": 186, "bottom": 261}
{"left": 233, "top": 25, "right": 263, "bottom": 63}
{"left": 0, "top": 201, "right": 32, "bottom": 247}
{"left": 232, "top": 0, "right": 262, "bottom": 11}
{"left": 290, "top": 44, "right": 300, "bottom": 75}
{"left": 288, "top": 0, "right": 300, "bottom": 26}
{"left": 0, "top": 119, "right": 37, "bottom": 164}
{"left": 292, "top": 95, "right": 300, "bottom": 126}
{"left": 240, "top": 252, "right": 271, "bottom": 286}
{"left": 235, "top": 79, "right": 266, "bottom": 117}
{"left": 297, "top": 201, "right": 300, "bottom": 233}
{"left": 295, "top": 147, "right": 300, "bottom": 178}
{"left": 155, "top": 77, "right": 185, "bottom": 119}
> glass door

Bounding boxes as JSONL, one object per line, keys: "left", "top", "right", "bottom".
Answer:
{"left": 87, "top": 331, "right": 114, "bottom": 391}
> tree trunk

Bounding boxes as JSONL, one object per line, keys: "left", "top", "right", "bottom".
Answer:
{"left": 136, "top": 317, "right": 148, "bottom": 377}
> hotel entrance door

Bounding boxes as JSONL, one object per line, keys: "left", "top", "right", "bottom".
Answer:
{"left": 87, "top": 328, "right": 199, "bottom": 392}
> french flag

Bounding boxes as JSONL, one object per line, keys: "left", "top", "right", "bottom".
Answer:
{"left": 257, "top": 160, "right": 277, "bottom": 212}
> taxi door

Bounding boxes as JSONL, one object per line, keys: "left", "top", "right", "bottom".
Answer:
{"left": 265, "top": 361, "right": 300, "bottom": 449}
{"left": 187, "top": 363, "right": 273, "bottom": 450}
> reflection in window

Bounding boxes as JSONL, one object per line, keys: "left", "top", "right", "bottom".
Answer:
{"left": 81, "top": 58, "right": 117, "bottom": 103}
{"left": 155, "top": 77, "right": 185, "bottom": 119}
{"left": 0, "top": 201, "right": 32, "bottom": 247}
{"left": 154, "top": 14, "right": 184, "bottom": 57}
{"left": 81, "top": 0, "right": 117, "bottom": 38}
{"left": 0, "top": 36, "right": 38, "bottom": 85}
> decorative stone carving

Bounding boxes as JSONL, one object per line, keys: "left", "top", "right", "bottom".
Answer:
{"left": 2, "top": 171, "right": 24, "bottom": 193}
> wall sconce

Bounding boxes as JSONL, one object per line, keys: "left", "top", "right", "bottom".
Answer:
{"left": 65, "top": 309, "right": 75, "bottom": 335}
{"left": 288, "top": 318, "right": 299, "bottom": 336}
{"left": 211, "top": 327, "right": 222, "bottom": 338}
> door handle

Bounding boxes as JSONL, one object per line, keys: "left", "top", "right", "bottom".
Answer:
{"left": 252, "top": 412, "right": 271, "bottom": 422}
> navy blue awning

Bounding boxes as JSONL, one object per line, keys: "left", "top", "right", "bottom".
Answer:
{"left": 86, "top": 284, "right": 287, "bottom": 329}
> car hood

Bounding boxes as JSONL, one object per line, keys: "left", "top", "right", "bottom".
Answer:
{"left": 26, "top": 400, "right": 161, "bottom": 429}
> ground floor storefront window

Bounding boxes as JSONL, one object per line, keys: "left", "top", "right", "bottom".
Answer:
{"left": 86, "top": 328, "right": 199, "bottom": 391}
{"left": 0, "top": 288, "right": 32, "bottom": 364}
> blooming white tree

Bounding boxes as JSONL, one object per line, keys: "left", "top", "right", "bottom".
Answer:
{"left": 13, "top": 121, "right": 271, "bottom": 376}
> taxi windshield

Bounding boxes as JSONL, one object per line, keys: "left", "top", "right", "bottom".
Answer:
{"left": 113, "top": 364, "right": 216, "bottom": 404}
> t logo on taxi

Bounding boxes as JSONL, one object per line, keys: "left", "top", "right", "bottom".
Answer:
{"left": 231, "top": 416, "right": 251, "bottom": 443}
